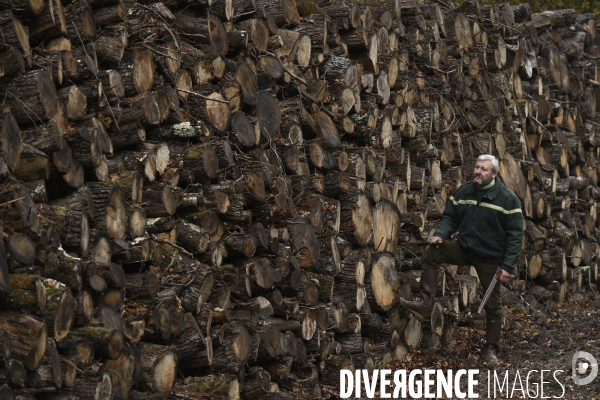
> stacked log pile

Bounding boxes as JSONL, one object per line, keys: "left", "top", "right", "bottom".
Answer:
{"left": 0, "top": 0, "right": 599, "bottom": 398}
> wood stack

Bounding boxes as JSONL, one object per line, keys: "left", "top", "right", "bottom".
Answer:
{"left": 0, "top": 0, "right": 598, "bottom": 398}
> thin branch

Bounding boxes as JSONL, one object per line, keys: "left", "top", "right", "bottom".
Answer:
{"left": 4, "top": 90, "right": 44, "bottom": 126}
{"left": 177, "top": 88, "right": 230, "bottom": 103}
{"left": 161, "top": 23, "right": 180, "bottom": 49}
{"left": 266, "top": 51, "right": 308, "bottom": 85}
{"left": 296, "top": 85, "right": 337, "bottom": 119}
{"left": 140, "top": 43, "right": 175, "bottom": 60}
{"left": 71, "top": 21, "right": 121, "bottom": 132}
{"left": 0, "top": 197, "right": 24, "bottom": 208}
{"left": 232, "top": 9, "right": 257, "bottom": 22}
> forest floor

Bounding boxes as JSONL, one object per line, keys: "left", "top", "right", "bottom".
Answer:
{"left": 385, "top": 288, "right": 600, "bottom": 400}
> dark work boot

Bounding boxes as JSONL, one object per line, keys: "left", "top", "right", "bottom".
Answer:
{"left": 484, "top": 316, "right": 502, "bottom": 364}
{"left": 399, "top": 269, "right": 438, "bottom": 322}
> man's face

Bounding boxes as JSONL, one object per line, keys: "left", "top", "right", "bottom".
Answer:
{"left": 473, "top": 160, "right": 497, "bottom": 186}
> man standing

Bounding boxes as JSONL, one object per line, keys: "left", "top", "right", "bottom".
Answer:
{"left": 400, "top": 155, "right": 524, "bottom": 363}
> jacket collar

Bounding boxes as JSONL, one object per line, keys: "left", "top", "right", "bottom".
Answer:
{"left": 466, "top": 176, "right": 502, "bottom": 200}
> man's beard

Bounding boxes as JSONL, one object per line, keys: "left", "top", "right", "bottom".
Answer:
{"left": 475, "top": 176, "right": 493, "bottom": 186}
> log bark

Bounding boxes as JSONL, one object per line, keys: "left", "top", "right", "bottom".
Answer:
{"left": 0, "top": 45, "right": 25, "bottom": 83}
{"left": 0, "top": 178, "right": 40, "bottom": 233}
{"left": 94, "top": 3, "right": 126, "bottom": 27}
{"left": 95, "top": 29, "right": 127, "bottom": 68}
{"left": 209, "top": 322, "right": 249, "bottom": 374}
{"left": 1, "top": 69, "right": 58, "bottom": 125}
{"left": 256, "top": 0, "right": 299, "bottom": 27}
{"left": 29, "top": 0, "right": 66, "bottom": 40}
{"left": 65, "top": 6, "right": 97, "bottom": 43}
{"left": 0, "top": 311, "right": 47, "bottom": 370}
{"left": 67, "top": 326, "right": 124, "bottom": 360}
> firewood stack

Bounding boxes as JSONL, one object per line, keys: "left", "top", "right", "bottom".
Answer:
{"left": 0, "top": 0, "right": 599, "bottom": 397}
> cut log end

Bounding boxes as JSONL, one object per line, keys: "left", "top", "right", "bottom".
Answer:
{"left": 54, "top": 290, "right": 76, "bottom": 341}
{"left": 7, "top": 233, "right": 36, "bottom": 265}
{"left": 95, "top": 371, "right": 114, "bottom": 400}
{"left": 153, "top": 350, "right": 178, "bottom": 393}
{"left": 2, "top": 114, "right": 23, "bottom": 170}
{"left": 371, "top": 253, "right": 399, "bottom": 311}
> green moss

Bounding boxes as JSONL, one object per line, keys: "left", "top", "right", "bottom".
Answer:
{"left": 185, "top": 144, "right": 204, "bottom": 160}
{"left": 5, "top": 288, "right": 38, "bottom": 308}
{"left": 9, "top": 274, "right": 38, "bottom": 289}
{"left": 117, "top": 21, "right": 131, "bottom": 30}
{"left": 44, "top": 283, "right": 61, "bottom": 299}
{"left": 218, "top": 264, "right": 236, "bottom": 274}
{"left": 296, "top": 0, "right": 323, "bottom": 17}
{"left": 184, "top": 209, "right": 213, "bottom": 224}
{"left": 83, "top": 326, "right": 114, "bottom": 341}
{"left": 161, "top": 243, "right": 177, "bottom": 258}
{"left": 180, "top": 375, "right": 228, "bottom": 394}
{"left": 138, "top": 342, "right": 167, "bottom": 357}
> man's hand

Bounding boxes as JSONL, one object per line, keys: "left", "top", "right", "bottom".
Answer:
{"left": 498, "top": 269, "right": 512, "bottom": 285}
{"left": 430, "top": 236, "right": 444, "bottom": 248}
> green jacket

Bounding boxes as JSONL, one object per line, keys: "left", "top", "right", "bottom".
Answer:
{"left": 434, "top": 177, "right": 524, "bottom": 273}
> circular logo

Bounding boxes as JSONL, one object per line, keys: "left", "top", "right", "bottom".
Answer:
{"left": 572, "top": 351, "right": 598, "bottom": 386}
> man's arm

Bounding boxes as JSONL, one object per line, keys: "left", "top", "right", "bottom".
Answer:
{"left": 433, "top": 194, "right": 459, "bottom": 240}
{"left": 500, "top": 199, "right": 524, "bottom": 273}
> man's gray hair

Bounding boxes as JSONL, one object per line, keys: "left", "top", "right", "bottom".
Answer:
{"left": 477, "top": 154, "right": 499, "bottom": 173}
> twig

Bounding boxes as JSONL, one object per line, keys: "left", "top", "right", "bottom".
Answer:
{"left": 296, "top": 85, "right": 337, "bottom": 119}
{"left": 434, "top": 0, "right": 454, "bottom": 11}
{"left": 177, "top": 88, "right": 230, "bottom": 103}
{"left": 268, "top": 140, "right": 288, "bottom": 177}
{"left": 161, "top": 23, "right": 180, "bottom": 49}
{"left": 472, "top": 15, "right": 521, "bottom": 34}
{"left": 232, "top": 9, "right": 256, "bottom": 22}
{"left": 140, "top": 43, "right": 176, "bottom": 61}
{"left": 266, "top": 51, "right": 308, "bottom": 85}
{"left": 4, "top": 90, "right": 43, "bottom": 126}
{"left": 71, "top": 21, "right": 121, "bottom": 132}
{"left": 0, "top": 197, "right": 24, "bottom": 208}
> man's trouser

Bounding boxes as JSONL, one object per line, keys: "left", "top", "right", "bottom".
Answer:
{"left": 422, "top": 239, "right": 503, "bottom": 317}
